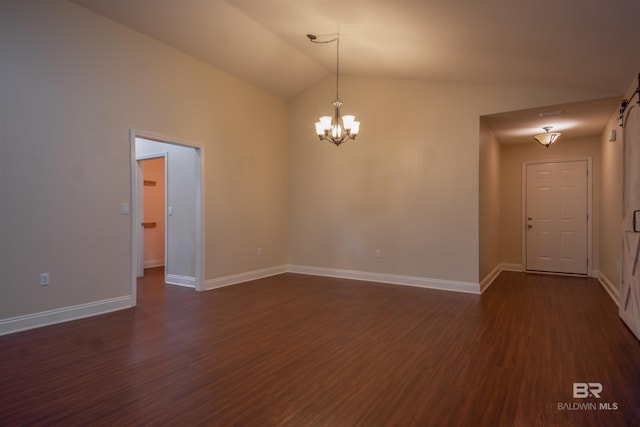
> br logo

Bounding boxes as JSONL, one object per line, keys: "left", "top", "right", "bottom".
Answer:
{"left": 573, "top": 383, "right": 602, "bottom": 398}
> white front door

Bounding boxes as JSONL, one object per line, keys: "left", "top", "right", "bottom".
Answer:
{"left": 621, "top": 101, "right": 640, "bottom": 340}
{"left": 525, "top": 161, "right": 588, "bottom": 274}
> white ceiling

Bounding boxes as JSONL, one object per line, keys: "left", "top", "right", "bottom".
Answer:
{"left": 72, "top": 0, "right": 640, "bottom": 144}
{"left": 482, "top": 96, "right": 622, "bottom": 145}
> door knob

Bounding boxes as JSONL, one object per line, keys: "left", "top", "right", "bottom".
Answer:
{"left": 528, "top": 217, "right": 532, "bottom": 221}
{"left": 527, "top": 224, "right": 533, "bottom": 229}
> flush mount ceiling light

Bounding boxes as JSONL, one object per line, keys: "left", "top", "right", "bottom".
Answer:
{"left": 534, "top": 126, "right": 561, "bottom": 148}
{"left": 308, "top": 33, "right": 360, "bottom": 146}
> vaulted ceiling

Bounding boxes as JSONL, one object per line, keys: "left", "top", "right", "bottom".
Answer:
{"left": 72, "top": 0, "right": 640, "bottom": 143}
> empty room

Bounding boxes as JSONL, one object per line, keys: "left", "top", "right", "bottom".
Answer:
{"left": 1, "top": 1, "right": 640, "bottom": 425}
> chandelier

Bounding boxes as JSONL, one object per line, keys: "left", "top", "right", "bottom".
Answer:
{"left": 308, "top": 33, "right": 360, "bottom": 146}
{"left": 534, "top": 126, "right": 561, "bottom": 147}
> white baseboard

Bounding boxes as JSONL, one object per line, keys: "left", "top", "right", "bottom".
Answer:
{"left": 480, "top": 263, "right": 524, "bottom": 293}
{"left": 203, "top": 264, "right": 480, "bottom": 294}
{"left": 288, "top": 265, "right": 480, "bottom": 294}
{"left": 204, "top": 265, "right": 288, "bottom": 290}
{"left": 0, "top": 295, "right": 133, "bottom": 336}
{"left": 480, "top": 265, "right": 502, "bottom": 293}
{"left": 597, "top": 272, "right": 619, "bottom": 306}
{"left": 166, "top": 274, "right": 196, "bottom": 288}
{"left": 144, "top": 259, "right": 165, "bottom": 269}
{"left": 501, "top": 263, "right": 523, "bottom": 272}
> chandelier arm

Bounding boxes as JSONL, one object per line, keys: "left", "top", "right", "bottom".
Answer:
{"left": 318, "top": 129, "right": 356, "bottom": 146}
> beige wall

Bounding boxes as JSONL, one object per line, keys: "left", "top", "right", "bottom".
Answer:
{"left": 0, "top": 0, "right": 287, "bottom": 319}
{"left": 500, "top": 136, "right": 602, "bottom": 272}
{"left": 479, "top": 120, "right": 502, "bottom": 282}
{"left": 288, "top": 75, "right": 611, "bottom": 284}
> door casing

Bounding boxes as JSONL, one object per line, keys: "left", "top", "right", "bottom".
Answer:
{"left": 129, "top": 129, "right": 204, "bottom": 305}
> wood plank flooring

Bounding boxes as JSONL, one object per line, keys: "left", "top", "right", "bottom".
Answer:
{"left": 1, "top": 269, "right": 639, "bottom": 426}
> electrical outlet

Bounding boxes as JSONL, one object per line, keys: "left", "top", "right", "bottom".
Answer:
{"left": 258, "top": 247, "right": 263, "bottom": 256}
{"left": 40, "top": 273, "right": 49, "bottom": 286}
{"left": 375, "top": 249, "right": 382, "bottom": 258}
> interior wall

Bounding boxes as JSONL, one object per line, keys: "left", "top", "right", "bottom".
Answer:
{"left": 141, "top": 157, "right": 165, "bottom": 268}
{"left": 0, "top": 0, "right": 287, "bottom": 320}
{"left": 500, "top": 136, "right": 602, "bottom": 273}
{"left": 288, "top": 75, "right": 612, "bottom": 285}
{"left": 479, "top": 120, "right": 502, "bottom": 283}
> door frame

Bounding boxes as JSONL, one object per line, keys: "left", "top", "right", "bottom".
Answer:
{"left": 521, "top": 157, "right": 593, "bottom": 276}
{"left": 136, "top": 152, "right": 168, "bottom": 280}
{"left": 129, "top": 129, "right": 205, "bottom": 305}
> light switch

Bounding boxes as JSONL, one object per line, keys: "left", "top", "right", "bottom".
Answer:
{"left": 121, "top": 203, "right": 129, "bottom": 215}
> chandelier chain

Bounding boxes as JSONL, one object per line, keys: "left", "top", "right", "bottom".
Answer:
{"left": 335, "top": 36, "right": 340, "bottom": 100}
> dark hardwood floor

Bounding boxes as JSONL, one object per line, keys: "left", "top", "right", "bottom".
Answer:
{"left": 1, "top": 269, "right": 639, "bottom": 426}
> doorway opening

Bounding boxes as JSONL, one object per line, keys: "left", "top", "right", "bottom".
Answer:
{"left": 137, "top": 154, "right": 167, "bottom": 279}
{"left": 130, "top": 130, "right": 203, "bottom": 305}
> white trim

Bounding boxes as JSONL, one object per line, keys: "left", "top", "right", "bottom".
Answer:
{"left": 597, "top": 272, "right": 620, "bottom": 306}
{"left": 481, "top": 263, "right": 601, "bottom": 294}
{"left": 130, "top": 132, "right": 139, "bottom": 305}
{"left": 194, "top": 145, "right": 204, "bottom": 292}
{"left": 0, "top": 296, "right": 133, "bottom": 336}
{"left": 204, "top": 265, "right": 288, "bottom": 290}
{"left": 480, "top": 263, "right": 523, "bottom": 293}
{"left": 480, "top": 264, "right": 502, "bottom": 293}
{"left": 144, "top": 259, "right": 165, "bottom": 268}
{"left": 166, "top": 274, "right": 196, "bottom": 288}
{"left": 501, "top": 263, "right": 523, "bottom": 272}
{"left": 288, "top": 265, "right": 480, "bottom": 294}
